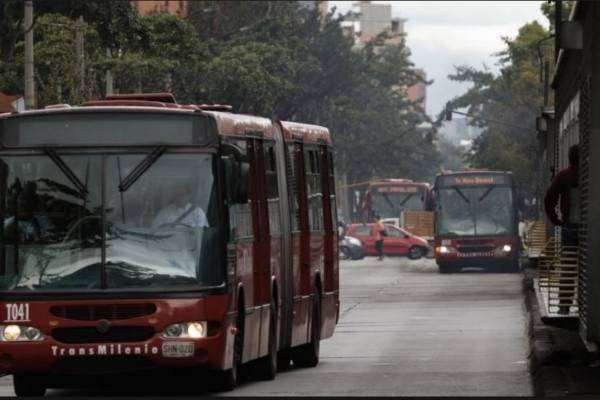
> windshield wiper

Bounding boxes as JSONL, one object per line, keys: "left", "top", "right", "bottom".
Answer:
{"left": 43, "top": 147, "right": 88, "bottom": 199}
{"left": 381, "top": 192, "right": 396, "bottom": 209}
{"left": 119, "top": 146, "right": 166, "bottom": 192}
{"left": 478, "top": 186, "right": 494, "bottom": 202}
{"left": 452, "top": 186, "right": 470, "bottom": 204}
{"left": 400, "top": 193, "right": 415, "bottom": 206}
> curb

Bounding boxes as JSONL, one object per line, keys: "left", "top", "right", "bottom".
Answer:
{"left": 523, "top": 266, "right": 600, "bottom": 397}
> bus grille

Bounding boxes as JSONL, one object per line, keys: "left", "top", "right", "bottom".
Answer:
{"left": 458, "top": 246, "right": 494, "bottom": 254}
{"left": 51, "top": 326, "right": 155, "bottom": 344}
{"left": 50, "top": 304, "right": 156, "bottom": 321}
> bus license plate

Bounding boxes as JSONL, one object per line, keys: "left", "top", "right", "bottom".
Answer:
{"left": 162, "top": 342, "right": 194, "bottom": 358}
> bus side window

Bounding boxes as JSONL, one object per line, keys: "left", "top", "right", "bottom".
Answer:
{"left": 228, "top": 140, "right": 253, "bottom": 240}
{"left": 305, "top": 147, "right": 323, "bottom": 232}
{"left": 287, "top": 143, "right": 300, "bottom": 232}
{"left": 327, "top": 149, "right": 338, "bottom": 233}
{"left": 265, "top": 143, "right": 280, "bottom": 236}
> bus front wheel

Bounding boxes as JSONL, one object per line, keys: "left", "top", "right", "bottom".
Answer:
{"left": 219, "top": 307, "right": 244, "bottom": 391}
{"left": 14, "top": 373, "right": 47, "bottom": 397}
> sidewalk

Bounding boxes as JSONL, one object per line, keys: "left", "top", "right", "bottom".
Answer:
{"left": 524, "top": 267, "right": 600, "bottom": 396}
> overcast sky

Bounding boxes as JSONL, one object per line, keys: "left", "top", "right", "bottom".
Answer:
{"left": 328, "top": 1, "right": 549, "bottom": 117}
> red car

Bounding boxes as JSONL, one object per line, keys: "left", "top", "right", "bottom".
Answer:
{"left": 346, "top": 223, "right": 430, "bottom": 259}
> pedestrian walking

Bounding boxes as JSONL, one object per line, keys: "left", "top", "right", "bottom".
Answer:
{"left": 374, "top": 214, "right": 386, "bottom": 261}
{"left": 544, "top": 144, "right": 579, "bottom": 314}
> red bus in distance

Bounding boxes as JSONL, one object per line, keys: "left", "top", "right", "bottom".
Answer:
{"left": 0, "top": 93, "right": 339, "bottom": 395}
{"left": 432, "top": 170, "right": 520, "bottom": 273}
{"left": 339, "top": 179, "right": 434, "bottom": 239}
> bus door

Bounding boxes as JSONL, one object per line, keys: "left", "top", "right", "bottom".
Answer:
{"left": 247, "top": 138, "right": 271, "bottom": 307}
{"left": 295, "top": 141, "right": 311, "bottom": 296}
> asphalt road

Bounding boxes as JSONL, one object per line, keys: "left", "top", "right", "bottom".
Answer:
{"left": 0, "top": 256, "right": 533, "bottom": 396}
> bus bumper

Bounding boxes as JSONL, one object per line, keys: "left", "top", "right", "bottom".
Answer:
{"left": 0, "top": 297, "right": 233, "bottom": 376}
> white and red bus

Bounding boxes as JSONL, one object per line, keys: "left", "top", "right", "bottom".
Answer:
{"left": 432, "top": 170, "right": 520, "bottom": 273}
{"left": 0, "top": 93, "right": 339, "bottom": 395}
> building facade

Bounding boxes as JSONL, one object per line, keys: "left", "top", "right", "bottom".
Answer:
{"left": 132, "top": 0, "right": 188, "bottom": 17}
{"left": 342, "top": 1, "right": 426, "bottom": 114}
{"left": 538, "top": 1, "right": 600, "bottom": 349}
{"left": 0, "top": 92, "right": 24, "bottom": 113}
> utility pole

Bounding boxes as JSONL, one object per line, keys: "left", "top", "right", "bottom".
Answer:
{"left": 555, "top": 0, "right": 562, "bottom": 62}
{"left": 105, "top": 48, "right": 114, "bottom": 95}
{"left": 24, "top": 0, "right": 35, "bottom": 109}
{"left": 75, "top": 16, "right": 85, "bottom": 99}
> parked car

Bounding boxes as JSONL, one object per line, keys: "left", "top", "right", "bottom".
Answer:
{"left": 339, "top": 235, "right": 364, "bottom": 260}
{"left": 346, "top": 223, "right": 430, "bottom": 260}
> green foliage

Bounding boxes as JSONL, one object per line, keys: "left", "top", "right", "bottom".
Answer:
{"left": 541, "top": 1, "right": 574, "bottom": 30}
{"left": 442, "top": 18, "right": 551, "bottom": 207}
{"left": 0, "top": 0, "right": 438, "bottom": 185}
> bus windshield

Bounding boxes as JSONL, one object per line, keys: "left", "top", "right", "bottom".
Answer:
{"left": 436, "top": 185, "right": 514, "bottom": 236}
{"left": 371, "top": 188, "right": 425, "bottom": 218}
{"left": 0, "top": 151, "right": 224, "bottom": 292}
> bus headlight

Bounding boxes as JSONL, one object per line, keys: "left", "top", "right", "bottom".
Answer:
{"left": 436, "top": 246, "right": 457, "bottom": 254}
{"left": 0, "top": 325, "right": 44, "bottom": 342}
{"left": 162, "top": 322, "right": 207, "bottom": 339}
{"left": 502, "top": 244, "right": 512, "bottom": 253}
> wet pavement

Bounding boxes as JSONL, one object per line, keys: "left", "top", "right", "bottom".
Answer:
{"left": 0, "top": 257, "right": 533, "bottom": 396}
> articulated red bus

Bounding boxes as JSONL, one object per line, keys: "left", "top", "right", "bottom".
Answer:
{"left": 432, "top": 170, "right": 520, "bottom": 273}
{"left": 0, "top": 93, "right": 339, "bottom": 395}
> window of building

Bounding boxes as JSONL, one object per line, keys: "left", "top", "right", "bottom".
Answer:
{"left": 559, "top": 92, "right": 580, "bottom": 169}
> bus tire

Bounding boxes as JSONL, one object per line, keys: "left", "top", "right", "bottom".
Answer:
{"left": 220, "top": 305, "right": 244, "bottom": 391}
{"left": 438, "top": 263, "right": 458, "bottom": 274}
{"left": 13, "top": 373, "right": 46, "bottom": 397}
{"left": 507, "top": 259, "right": 521, "bottom": 273}
{"left": 292, "top": 289, "right": 321, "bottom": 368}
{"left": 277, "top": 349, "right": 292, "bottom": 371}
{"left": 256, "top": 298, "right": 278, "bottom": 380}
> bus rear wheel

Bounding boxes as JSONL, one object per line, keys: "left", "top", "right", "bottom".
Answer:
{"left": 14, "top": 373, "right": 47, "bottom": 397}
{"left": 292, "top": 289, "right": 321, "bottom": 368}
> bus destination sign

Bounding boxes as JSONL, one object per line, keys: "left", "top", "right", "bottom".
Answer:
{"left": 377, "top": 186, "right": 419, "bottom": 193}
{"left": 437, "top": 174, "right": 510, "bottom": 187}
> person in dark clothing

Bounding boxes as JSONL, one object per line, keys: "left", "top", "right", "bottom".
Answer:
{"left": 374, "top": 214, "right": 385, "bottom": 261}
{"left": 544, "top": 144, "right": 579, "bottom": 314}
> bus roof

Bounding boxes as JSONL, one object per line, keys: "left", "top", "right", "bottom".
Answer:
{"left": 436, "top": 170, "right": 513, "bottom": 177}
{"left": 0, "top": 93, "right": 332, "bottom": 147}
{"left": 370, "top": 180, "right": 430, "bottom": 189}
{"left": 279, "top": 121, "right": 332, "bottom": 145}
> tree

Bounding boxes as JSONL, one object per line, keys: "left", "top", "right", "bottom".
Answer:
{"left": 1, "top": 0, "right": 440, "bottom": 186}
{"left": 441, "top": 17, "right": 553, "bottom": 209}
